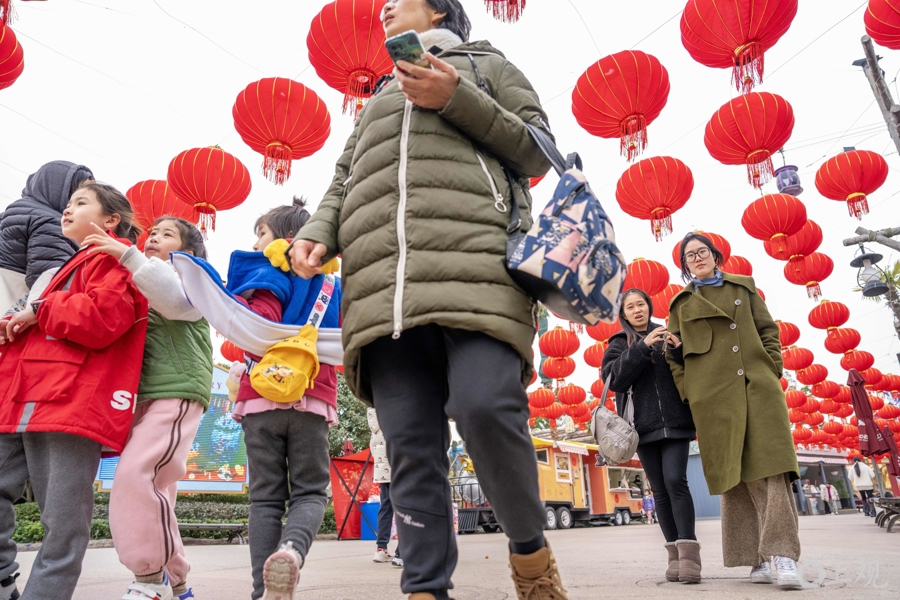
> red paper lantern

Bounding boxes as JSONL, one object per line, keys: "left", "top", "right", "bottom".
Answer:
{"left": 819, "top": 399, "right": 839, "bottom": 415}
{"left": 586, "top": 321, "right": 622, "bottom": 342}
{"left": 705, "top": 92, "right": 795, "bottom": 188}
{"left": 652, "top": 283, "right": 682, "bottom": 320}
{"left": 572, "top": 50, "right": 670, "bottom": 161}
{"left": 220, "top": 341, "right": 245, "bottom": 363}
{"left": 680, "top": 0, "right": 798, "bottom": 93}
{"left": 800, "top": 397, "right": 821, "bottom": 415}
{"left": 126, "top": 180, "right": 196, "bottom": 231}
{"left": 308, "top": 0, "right": 393, "bottom": 117}
{"left": 615, "top": 156, "right": 693, "bottom": 240}
{"left": 783, "top": 252, "right": 833, "bottom": 301}
{"left": 0, "top": 22, "right": 22, "bottom": 90}
{"left": 484, "top": 0, "right": 525, "bottom": 23}
{"left": 672, "top": 231, "right": 732, "bottom": 268}
{"left": 233, "top": 78, "right": 331, "bottom": 185}
{"left": 558, "top": 384, "right": 587, "bottom": 406}
{"left": 529, "top": 174, "right": 546, "bottom": 189}
{"left": 869, "top": 395, "right": 886, "bottom": 412}
{"left": 566, "top": 402, "right": 590, "bottom": 418}
{"left": 792, "top": 426, "right": 812, "bottom": 443}
{"left": 776, "top": 321, "right": 801, "bottom": 348}
{"left": 861, "top": 368, "right": 884, "bottom": 386}
{"left": 878, "top": 404, "right": 900, "bottom": 419}
{"left": 544, "top": 403, "right": 566, "bottom": 421}
{"left": 834, "top": 386, "right": 853, "bottom": 404}
{"left": 529, "top": 406, "right": 543, "bottom": 421}
{"left": 835, "top": 403, "right": 854, "bottom": 418}
{"left": 805, "top": 412, "right": 825, "bottom": 427}
{"left": 623, "top": 258, "right": 669, "bottom": 296}
{"left": 167, "top": 147, "right": 252, "bottom": 234}
{"left": 812, "top": 381, "right": 840, "bottom": 399}
{"left": 841, "top": 349, "right": 875, "bottom": 372}
{"left": 583, "top": 342, "right": 608, "bottom": 369}
{"left": 542, "top": 357, "right": 576, "bottom": 380}
{"left": 825, "top": 328, "right": 861, "bottom": 355}
{"left": 780, "top": 377, "right": 789, "bottom": 392}
{"left": 808, "top": 300, "right": 850, "bottom": 331}
{"left": 741, "top": 194, "right": 807, "bottom": 254}
{"left": 788, "top": 408, "right": 805, "bottom": 424}
{"left": 782, "top": 346, "right": 813, "bottom": 371}
{"left": 866, "top": 0, "right": 900, "bottom": 49}
{"left": 722, "top": 255, "right": 753, "bottom": 277}
{"left": 591, "top": 379, "right": 608, "bottom": 401}
{"left": 785, "top": 390, "right": 807, "bottom": 409}
{"left": 539, "top": 326, "right": 580, "bottom": 358}
{"left": 815, "top": 150, "right": 889, "bottom": 219}
{"left": 797, "top": 364, "right": 828, "bottom": 386}
{"left": 528, "top": 388, "right": 555, "bottom": 409}
{"left": 823, "top": 420, "right": 845, "bottom": 436}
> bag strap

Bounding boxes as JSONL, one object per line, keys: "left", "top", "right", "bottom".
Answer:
{"left": 594, "top": 378, "right": 635, "bottom": 428}
{"left": 307, "top": 274, "right": 336, "bottom": 330}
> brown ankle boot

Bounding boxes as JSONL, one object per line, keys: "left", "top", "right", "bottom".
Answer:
{"left": 509, "top": 541, "right": 568, "bottom": 599}
{"left": 665, "top": 542, "right": 679, "bottom": 582}
{"left": 676, "top": 540, "right": 701, "bottom": 584}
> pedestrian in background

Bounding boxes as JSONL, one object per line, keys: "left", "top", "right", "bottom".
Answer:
{"left": 849, "top": 457, "right": 876, "bottom": 518}
{"left": 369, "top": 408, "right": 402, "bottom": 568}
{"left": 667, "top": 232, "right": 802, "bottom": 589}
{"left": 602, "top": 288, "right": 698, "bottom": 584}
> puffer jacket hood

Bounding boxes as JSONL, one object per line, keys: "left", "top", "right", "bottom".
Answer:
{"left": 23, "top": 160, "right": 94, "bottom": 214}
{"left": 0, "top": 160, "right": 94, "bottom": 286}
{"left": 297, "top": 33, "right": 553, "bottom": 403}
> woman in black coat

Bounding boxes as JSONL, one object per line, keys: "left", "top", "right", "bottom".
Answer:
{"left": 601, "top": 288, "right": 700, "bottom": 583}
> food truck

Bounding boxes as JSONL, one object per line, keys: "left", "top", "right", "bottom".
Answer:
{"left": 452, "top": 435, "right": 646, "bottom": 533}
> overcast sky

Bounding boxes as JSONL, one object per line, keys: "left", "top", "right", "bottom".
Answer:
{"left": 1, "top": 0, "right": 897, "bottom": 390}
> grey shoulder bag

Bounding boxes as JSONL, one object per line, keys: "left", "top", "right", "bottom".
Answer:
{"left": 591, "top": 379, "right": 640, "bottom": 465}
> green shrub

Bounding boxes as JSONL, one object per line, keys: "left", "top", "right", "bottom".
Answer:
{"left": 175, "top": 502, "right": 250, "bottom": 522}
{"left": 320, "top": 504, "right": 336, "bottom": 534}
{"left": 14, "top": 503, "right": 40, "bottom": 523}
{"left": 176, "top": 493, "right": 249, "bottom": 504}
{"left": 12, "top": 521, "right": 44, "bottom": 543}
{"left": 90, "top": 519, "right": 111, "bottom": 539}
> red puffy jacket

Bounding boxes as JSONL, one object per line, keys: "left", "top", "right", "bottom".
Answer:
{"left": 0, "top": 246, "right": 149, "bottom": 451}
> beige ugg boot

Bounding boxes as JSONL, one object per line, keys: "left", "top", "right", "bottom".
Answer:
{"left": 676, "top": 540, "right": 702, "bottom": 584}
{"left": 665, "top": 542, "right": 679, "bottom": 582}
{"left": 509, "top": 541, "right": 568, "bottom": 599}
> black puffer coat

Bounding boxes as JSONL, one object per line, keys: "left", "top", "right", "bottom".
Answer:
{"left": 601, "top": 322, "right": 695, "bottom": 445}
{"left": 0, "top": 161, "right": 93, "bottom": 287}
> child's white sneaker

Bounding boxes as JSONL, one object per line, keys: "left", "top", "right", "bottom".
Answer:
{"left": 122, "top": 572, "right": 173, "bottom": 600}
{"left": 373, "top": 548, "right": 393, "bottom": 563}
{"left": 750, "top": 561, "right": 773, "bottom": 584}
{"left": 392, "top": 555, "right": 404, "bottom": 568}
{"left": 262, "top": 541, "right": 303, "bottom": 600}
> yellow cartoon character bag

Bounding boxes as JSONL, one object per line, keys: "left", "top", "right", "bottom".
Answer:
{"left": 249, "top": 271, "right": 337, "bottom": 403}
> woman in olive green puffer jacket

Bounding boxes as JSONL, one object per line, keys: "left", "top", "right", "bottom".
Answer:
{"left": 290, "top": 2, "right": 566, "bottom": 599}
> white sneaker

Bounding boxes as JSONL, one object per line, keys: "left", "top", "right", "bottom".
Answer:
{"left": 0, "top": 573, "right": 20, "bottom": 600}
{"left": 750, "top": 561, "right": 773, "bottom": 584}
{"left": 262, "top": 541, "right": 302, "bottom": 600}
{"left": 392, "top": 556, "right": 403, "bottom": 568}
{"left": 373, "top": 548, "right": 393, "bottom": 563}
{"left": 773, "top": 556, "right": 802, "bottom": 589}
{"left": 122, "top": 572, "right": 173, "bottom": 600}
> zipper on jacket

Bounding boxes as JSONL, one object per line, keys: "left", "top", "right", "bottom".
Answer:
{"left": 475, "top": 151, "right": 507, "bottom": 213}
{"left": 393, "top": 100, "right": 414, "bottom": 339}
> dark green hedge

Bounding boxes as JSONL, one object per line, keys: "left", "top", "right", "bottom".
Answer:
{"left": 13, "top": 502, "right": 336, "bottom": 543}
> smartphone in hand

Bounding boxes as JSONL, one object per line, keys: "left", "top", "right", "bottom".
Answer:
{"left": 385, "top": 30, "right": 432, "bottom": 72}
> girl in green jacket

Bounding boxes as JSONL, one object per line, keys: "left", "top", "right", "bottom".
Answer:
{"left": 84, "top": 217, "right": 212, "bottom": 600}
{"left": 667, "top": 232, "right": 802, "bottom": 590}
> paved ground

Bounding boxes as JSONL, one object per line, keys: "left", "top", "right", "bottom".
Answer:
{"left": 13, "top": 512, "right": 899, "bottom": 598}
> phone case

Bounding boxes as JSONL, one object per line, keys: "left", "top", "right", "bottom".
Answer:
{"left": 385, "top": 30, "right": 431, "bottom": 69}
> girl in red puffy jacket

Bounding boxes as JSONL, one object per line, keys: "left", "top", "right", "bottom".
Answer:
{"left": 0, "top": 182, "right": 148, "bottom": 600}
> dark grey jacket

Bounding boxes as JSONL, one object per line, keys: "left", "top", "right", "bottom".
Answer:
{"left": 0, "top": 161, "right": 93, "bottom": 287}
{"left": 601, "top": 322, "right": 695, "bottom": 445}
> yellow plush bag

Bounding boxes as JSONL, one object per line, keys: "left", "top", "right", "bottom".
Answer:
{"left": 250, "top": 324, "right": 321, "bottom": 403}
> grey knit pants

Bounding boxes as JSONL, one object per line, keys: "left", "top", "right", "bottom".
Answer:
{"left": 721, "top": 473, "right": 801, "bottom": 567}
{"left": 240, "top": 409, "right": 330, "bottom": 600}
{"left": 0, "top": 432, "right": 101, "bottom": 600}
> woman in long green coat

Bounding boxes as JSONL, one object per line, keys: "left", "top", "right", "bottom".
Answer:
{"left": 666, "top": 232, "right": 802, "bottom": 590}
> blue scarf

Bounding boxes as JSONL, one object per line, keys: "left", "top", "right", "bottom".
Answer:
{"left": 691, "top": 270, "right": 724, "bottom": 288}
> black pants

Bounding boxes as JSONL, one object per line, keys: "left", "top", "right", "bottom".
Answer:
{"left": 376, "top": 482, "right": 398, "bottom": 556}
{"left": 860, "top": 488, "right": 875, "bottom": 516}
{"left": 362, "top": 325, "right": 545, "bottom": 597}
{"left": 636, "top": 438, "right": 696, "bottom": 543}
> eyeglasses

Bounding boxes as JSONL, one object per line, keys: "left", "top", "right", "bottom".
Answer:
{"left": 684, "top": 247, "right": 711, "bottom": 263}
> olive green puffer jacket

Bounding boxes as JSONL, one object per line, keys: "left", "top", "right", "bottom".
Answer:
{"left": 298, "top": 31, "right": 553, "bottom": 403}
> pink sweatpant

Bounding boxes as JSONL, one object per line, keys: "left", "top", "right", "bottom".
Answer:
{"left": 109, "top": 398, "right": 204, "bottom": 584}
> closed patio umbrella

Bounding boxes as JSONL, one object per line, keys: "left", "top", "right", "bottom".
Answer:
{"left": 848, "top": 369, "right": 891, "bottom": 456}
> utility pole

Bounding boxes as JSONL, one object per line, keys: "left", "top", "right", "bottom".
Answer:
{"left": 842, "top": 226, "right": 900, "bottom": 253}
{"left": 859, "top": 35, "right": 900, "bottom": 157}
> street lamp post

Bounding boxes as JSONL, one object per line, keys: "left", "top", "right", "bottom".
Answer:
{"left": 844, "top": 231, "right": 900, "bottom": 352}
